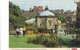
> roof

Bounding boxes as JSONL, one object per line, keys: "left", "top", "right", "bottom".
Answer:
{"left": 25, "top": 18, "right": 35, "bottom": 23}
{"left": 39, "top": 10, "right": 55, "bottom": 16}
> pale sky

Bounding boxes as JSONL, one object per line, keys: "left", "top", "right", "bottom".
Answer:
{"left": 10, "top": 0, "right": 77, "bottom": 11}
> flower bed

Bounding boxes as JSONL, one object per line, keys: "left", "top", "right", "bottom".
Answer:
{"left": 27, "top": 34, "right": 61, "bottom": 47}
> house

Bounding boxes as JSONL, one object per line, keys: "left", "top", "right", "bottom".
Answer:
{"left": 36, "top": 6, "right": 58, "bottom": 33}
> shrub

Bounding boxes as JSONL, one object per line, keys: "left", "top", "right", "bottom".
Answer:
{"left": 46, "top": 35, "right": 61, "bottom": 47}
{"left": 27, "top": 34, "right": 61, "bottom": 47}
{"left": 27, "top": 34, "right": 36, "bottom": 43}
{"left": 46, "top": 40, "right": 56, "bottom": 47}
{"left": 33, "top": 35, "right": 48, "bottom": 44}
{"left": 71, "top": 39, "right": 80, "bottom": 47}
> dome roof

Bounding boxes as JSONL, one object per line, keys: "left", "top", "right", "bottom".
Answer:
{"left": 39, "top": 10, "right": 55, "bottom": 16}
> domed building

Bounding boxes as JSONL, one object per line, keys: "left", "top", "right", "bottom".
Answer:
{"left": 36, "top": 6, "right": 58, "bottom": 33}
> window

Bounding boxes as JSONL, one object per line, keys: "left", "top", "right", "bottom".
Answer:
{"left": 40, "top": 22, "right": 46, "bottom": 28}
{"left": 48, "top": 20, "right": 52, "bottom": 26}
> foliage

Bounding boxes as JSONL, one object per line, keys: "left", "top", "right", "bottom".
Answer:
{"left": 9, "top": 1, "right": 26, "bottom": 30}
{"left": 46, "top": 34, "right": 61, "bottom": 47}
{"left": 76, "top": 29, "right": 80, "bottom": 41}
{"left": 58, "top": 16, "right": 65, "bottom": 23}
{"left": 26, "top": 15, "right": 36, "bottom": 20}
{"left": 27, "top": 34, "right": 61, "bottom": 47}
{"left": 25, "top": 23, "right": 38, "bottom": 33}
{"left": 46, "top": 39, "right": 56, "bottom": 47}
{"left": 27, "top": 34, "right": 36, "bottom": 43}
{"left": 33, "top": 35, "right": 48, "bottom": 44}
{"left": 71, "top": 39, "right": 80, "bottom": 47}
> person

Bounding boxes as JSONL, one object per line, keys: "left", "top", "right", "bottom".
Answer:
{"left": 20, "top": 28, "right": 23, "bottom": 37}
{"left": 23, "top": 27, "right": 26, "bottom": 36}
{"left": 52, "top": 29, "right": 55, "bottom": 34}
{"left": 16, "top": 28, "right": 20, "bottom": 37}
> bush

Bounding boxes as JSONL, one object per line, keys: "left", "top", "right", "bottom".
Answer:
{"left": 46, "top": 38, "right": 59, "bottom": 47}
{"left": 27, "top": 34, "right": 61, "bottom": 47}
{"left": 27, "top": 34, "right": 36, "bottom": 43}
{"left": 33, "top": 35, "right": 48, "bottom": 44}
{"left": 46, "top": 40, "right": 56, "bottom": 47}
{"left": 71, "top": 39, "right": 80, "bottom": 47}
{"left": 45, "top": 35, "right": 61, "bottom": 47}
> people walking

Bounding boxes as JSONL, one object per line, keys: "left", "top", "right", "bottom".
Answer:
{"left": 23, "top": 27, "right": 26, "bottom": 36}
{"left": 16, "top": 28, "right": 20, "bottom": 37}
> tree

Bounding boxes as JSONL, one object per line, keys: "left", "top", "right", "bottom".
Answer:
{"left": 75, "top": 1, "right": 80, "bottom": 42}
{"left": 9, "top": 1, "right": 26, "bottom": 30}
{"left": 58, "top": 16, "right": 65, "bottom": 23}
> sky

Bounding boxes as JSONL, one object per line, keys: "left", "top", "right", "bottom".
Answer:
{"left": 10, "top": 0, "right": 77, "bottom": 11}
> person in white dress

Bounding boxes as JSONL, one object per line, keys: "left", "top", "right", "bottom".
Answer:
{"left": 20, "top": 28, "right": 23, "bottom": 37}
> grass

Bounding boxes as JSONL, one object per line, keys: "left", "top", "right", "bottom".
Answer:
{"left": 9, "top": 34, "right": 80, "bottom": 48}
{"left": 9, "top": 35, "right": 45, "bottom": 48}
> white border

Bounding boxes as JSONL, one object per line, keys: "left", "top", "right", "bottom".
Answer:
{"left": 0, "top": 0, "right": 80, "bottom": 50}
{"left": 1, "top": 0, "right": 9, "bottom": 50}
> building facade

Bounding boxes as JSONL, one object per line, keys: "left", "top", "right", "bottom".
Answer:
{"left": 36, "top": 6, "right": 58, "bottom": 33}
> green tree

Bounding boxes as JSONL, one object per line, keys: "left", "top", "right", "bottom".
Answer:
{"left": 58, "top": 16, "right": 65, "bottom": 23}
{"left": 9, "top": 1, "right": 26, "bottom": 30}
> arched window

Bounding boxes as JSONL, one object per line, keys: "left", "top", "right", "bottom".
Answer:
{"left": 40, "top": 22, "right": 46, "bottom": 28}
{"left": 48, "top": 20, "right": 52, "bottom": 26}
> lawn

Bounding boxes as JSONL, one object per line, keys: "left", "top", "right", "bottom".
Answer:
{"left": 9, "top": 35, "right": 45, "bottom": 48}
{"left": 9, "top": 34, "right": 80, "bottom": 48}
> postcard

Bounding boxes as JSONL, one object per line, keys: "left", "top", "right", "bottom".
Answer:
{"left": 9, "top": 0, "right": 80, "bottom": 50}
